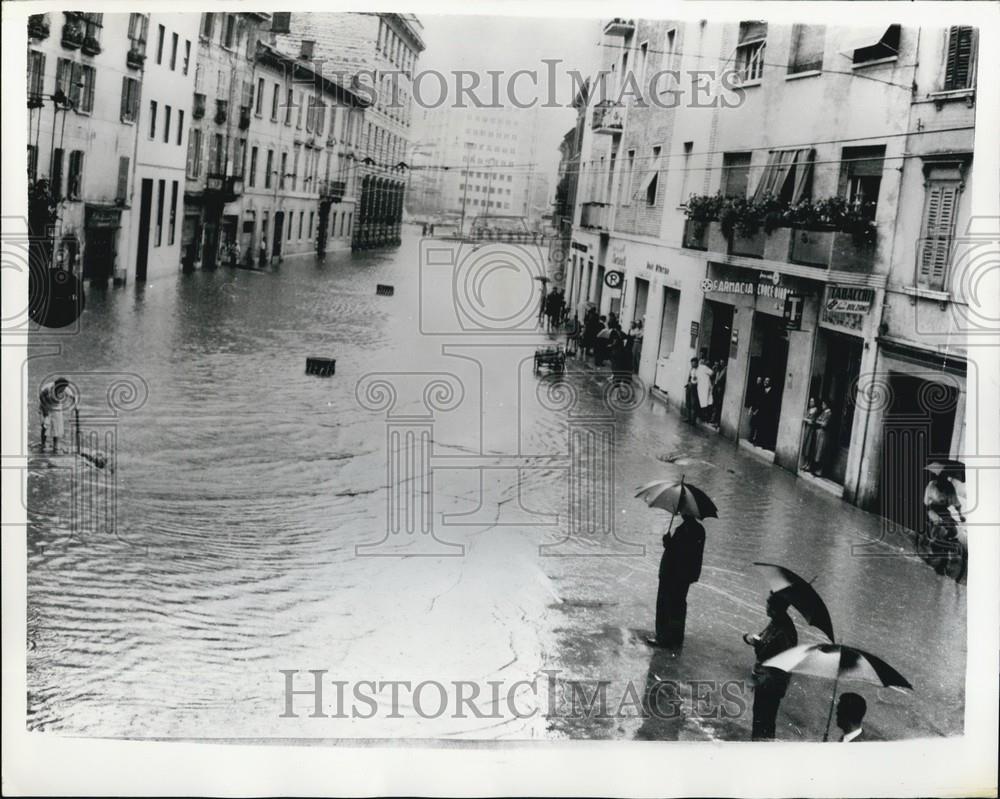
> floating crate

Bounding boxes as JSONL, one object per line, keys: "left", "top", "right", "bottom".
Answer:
{"left": 376, "top": 284, "right": 395, "bottom": 296}
{"left": 306, "top": 357, "right": 336, "bottom": 377}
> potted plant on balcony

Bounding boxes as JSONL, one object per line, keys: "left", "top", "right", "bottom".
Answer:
{"left": 28, "top": 14, "right": 50, "bottom": 40}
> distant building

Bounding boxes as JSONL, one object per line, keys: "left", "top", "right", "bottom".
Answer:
{"left": 270, "top": 12, "right": 425, "bottom": 250}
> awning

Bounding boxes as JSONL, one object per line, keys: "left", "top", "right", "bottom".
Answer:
{"left": 839, "top": 26, "right": 899, "bottom": 58}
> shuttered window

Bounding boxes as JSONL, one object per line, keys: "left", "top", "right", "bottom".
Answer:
{"left": 943, "top": 26, "right": 975, "bottom": 90}
{"left": 116, "top": 157, "right": 130, "bottom": 202}
{"left": 918, "top": 178, "right": 961, "bottom": 291}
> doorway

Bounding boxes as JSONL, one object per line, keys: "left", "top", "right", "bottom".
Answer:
{"left": 879, "top": 372, "right": 959, "bottom": 535}
{"left": 135, "top": 178, "right": 153, "bottom": 281}
{"left": 745, "top": 313, "right": 789, "bottom": 451}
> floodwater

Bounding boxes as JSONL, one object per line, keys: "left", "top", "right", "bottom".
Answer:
{"left": 26, "top": 232, "right": 965, "bottom": 741}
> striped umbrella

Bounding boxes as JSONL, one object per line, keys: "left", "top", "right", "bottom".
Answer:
{"left": 764, "top": 643, "right": 912, "bottom": 740}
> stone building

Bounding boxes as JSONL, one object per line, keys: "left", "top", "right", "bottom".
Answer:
{"left": 269, "top": 12, "right": 424, "bottom": 250}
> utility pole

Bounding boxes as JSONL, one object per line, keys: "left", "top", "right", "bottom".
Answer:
{"left": 458, "top": 140, "right": 474, "bottom": 237}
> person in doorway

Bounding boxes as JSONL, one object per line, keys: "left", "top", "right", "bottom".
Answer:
{"left": 696, "top": 357, "right": 715, "bottom": 422}
{"left": 711, "top": 360, "right": 727, "bottom": 426}
{"left": 647, "top": 513, "right": 706, "bottom": 651}
{"left": 801, "top": 397, "right": 819, "bottom": 470}
{"left": 835, "top": 693, "right": 868, "bottom": 742}
{"left": 743, "top": 591, "right": 798, "bottom": 741}
{"left": 810, "top": 398, "right": 833, "bottom": 475}
{"left": 685, "top": 358, "right": 700, "bottom": 424}
{"left": 38, "top": 377, "right": 73, "bottom": 454}
{"left": 747, "top": 377, "right": 764, "bottom": 443}
{"left": 759, "top": 377, "right": 779, "bottom": 449}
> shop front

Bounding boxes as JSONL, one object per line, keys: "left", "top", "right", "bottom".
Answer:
{"left": 701, "top": 262, "right": 825, "bottom": 472}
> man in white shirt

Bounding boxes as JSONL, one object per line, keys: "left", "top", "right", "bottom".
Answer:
{"left": 835, "top": 692, "right": 867, "bottom": 742}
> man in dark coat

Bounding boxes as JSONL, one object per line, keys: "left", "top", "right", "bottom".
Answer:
{"left": 647, "top": 514, "right": 706, "bottom": 650}
{"left": 743, "top": 591, "right": 798, "bottom": 740}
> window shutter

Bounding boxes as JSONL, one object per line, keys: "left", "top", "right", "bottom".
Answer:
{"left": 116, "top": 156, "right": 129, "bottom": 201}
{"left": 919, "top": 182, "right": 959, "bottom": 290}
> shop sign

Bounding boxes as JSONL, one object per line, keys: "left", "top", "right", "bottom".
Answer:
{"left": 824, "top": 286, "right": 874, "bottom": 314}
{"left": 604, "top": 270, "right": 624, "bottom": 289}
{"left": 783, "top": 293, "right": 804, "bottom": 330}
{"left": 611, "top": 246, "right": 627, "bottom": 268}
{"left": 85, "top": 206, "right": 121, "bottom": 229}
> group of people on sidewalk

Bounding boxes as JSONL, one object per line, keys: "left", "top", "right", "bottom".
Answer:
{"left": 684, "top": 354, "right": 727, "bottom": 427}
{"left": 647, "top": 511, "right": 870, "bottom": 742}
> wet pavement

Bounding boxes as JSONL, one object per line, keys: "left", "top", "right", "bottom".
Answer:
{"left": 26, "top": 232, "right": 965, "bottom": 741}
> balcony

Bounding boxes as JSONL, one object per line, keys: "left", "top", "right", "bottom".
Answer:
{"left": 192, "top": 92, "right": 206, "bottom": 119}
{"left": 28, "top": 14, "right": 50, "bottom": 40}
{"left": 603, "top": 18, "right": 636, "bottom": 37}
{"left": 239, "top": 105, "right": 251, "bottom": 130}
{"left": 320, "top": 179, "right": 347, "bottom": 202}
{"left": 682, "top": 219, "right": 708, "bottom": 250}
{"left": 205, "top": 173, "right": 243, "bottom": 202}
{"left": 580, "top": 201, "right": 609, "bottom": 230}
{"left": 61, "top": 19, "right": 84, "bottom": 49}
{"left": 592, "top": 101, "right": 624, "bottom": 135}
{"left": 785, "top": 227, "right": 877, "bottom": 273}
{"left": 215, "top": 99, "right": 229, "bottom": 125}
{"left": 82, "top": 35, "right": 102, "bottom": 56}
{"left": 126, "top": 48, "right": 146, "bottom": 69}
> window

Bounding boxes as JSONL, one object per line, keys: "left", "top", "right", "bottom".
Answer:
{"left": 169, "top": 181, "right": 178, "bottom": 244}
{"left": 163, "top": 105, "right": 172, "bottom": 143}
{"left": 177, "top": 110, "right": 184, "bottom": 145}
{"left": 156, "top": 24, "right": 165, "bottom": 64}
{"left": 271, "top": 12, "right": 291, "bottom": 34}
{"left": 183, "top": 40, "right": 191, "bottom": 74}
{"left": 736, "top": 21, "right": 767, "bottom": 83}
{"left": 186, "top": 129, "right": 202, "bottom": 177}
{"left": 721, "top": 152, "right": 752, "bottom": 197}
{"left": 265, "top": 150, "right": 274, "bottom": 188}
{"left": 50, "top": 148, "right": 64, "bottom": 198}
{"left": 170, "top": 32, "right": 178, "bottom": 70}
{"left": 116, "top": 156, "right": 130, "bottom": 202}
{"left": 918, "top": 165, "right": 964, "bottom": 291}
{"left": 28, "top": 50, "right": 45, "bottom": 102}
{"left": 255, "top": 78, "right": 265, "bottom": 116}
{"left": 752, "top": 148, "right": 814, "bottom": 203}
{"left": 155, "top": 179, "right": 165, "bottom": 246}
{"left": 128, "top": 13, "right": 148, "bottom": 56}
{"left": 851, "top": 25, "right": 900, "bottom": 65}
{"left": 839, "top": 145, "right": 885, "bottom": 220}
{"left": 149, "top": 101, "right": 158, "bottom": 139}
{"left": 943, "top": 26, "right": 976, "bottom": 90}
{"left": 200, "top": 13, "right": 215, "bottom": 41}
{"left": 66, "top": 151, "right": 84, "bottom": 199}
{"left": 788, "top": 24, "right": 825, "bottom": 74}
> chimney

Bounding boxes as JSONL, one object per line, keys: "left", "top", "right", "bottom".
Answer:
{"left": 300, "top": 39, "right": 315, "bottom": 59}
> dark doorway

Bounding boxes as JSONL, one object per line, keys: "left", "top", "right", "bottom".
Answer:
{"left": 879, "top": 372, "right": 959, "bottom": 535}
{"left": 272, "top": 211, "right": 284, "bottom": 258}
{"left": 135, "top": 178, "right": 153, "bottom": 282}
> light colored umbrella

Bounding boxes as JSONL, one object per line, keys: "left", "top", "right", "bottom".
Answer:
{"left": 764, "top": 643, "right": 912, "bottom": 740}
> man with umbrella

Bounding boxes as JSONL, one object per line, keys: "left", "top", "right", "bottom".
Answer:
{"left": 743, "top": 591, "right": 798, "bottom": 740}
{"left": 635, "top": 479, "right": 715, "bottom": 651}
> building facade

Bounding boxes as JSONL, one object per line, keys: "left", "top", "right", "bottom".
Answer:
{"left": 566, "top": 19, "right": 979, "bottom": 524}
{"left": 128, "top": 13, "right": 200, "bottom": 282}
{"left": 271, "top": 12, "right": 424, "bottom": 250}
{"left": 27, "top": 11, "right": 141, "bottom": 284}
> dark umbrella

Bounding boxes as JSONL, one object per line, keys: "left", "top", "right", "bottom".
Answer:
{"left": 925, "top": 459, "right": 966, "bottom": 483}
{"left": 764, "top": 643, "right": 912, "bottom": 740}
{"left": 752, "top": 562, "right": 835, "bottom": 642}
{"left": 635, "top": 476, "right": 718, "bottom": 536}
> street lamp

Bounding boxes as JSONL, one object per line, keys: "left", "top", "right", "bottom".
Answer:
{"left": 458, "top": 140, "right": 475, "bottom": 237}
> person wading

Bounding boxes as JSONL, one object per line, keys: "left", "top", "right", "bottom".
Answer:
{"left": 743, "top": 591, "right": 798, "bottom": 740}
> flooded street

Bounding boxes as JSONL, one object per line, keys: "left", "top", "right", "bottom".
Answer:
{"left": 27, "top": 232, "right": 965, "bottom": 741}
